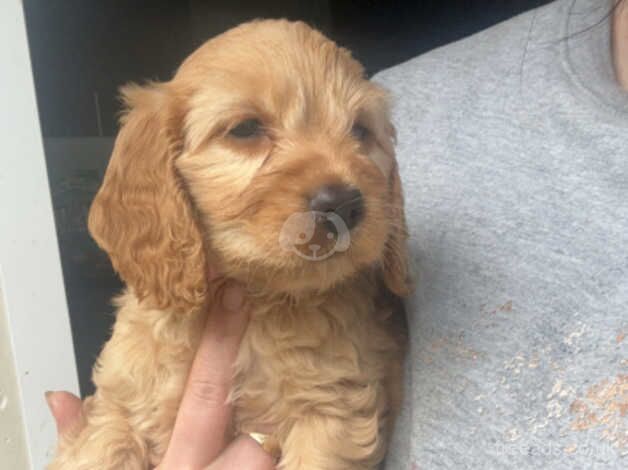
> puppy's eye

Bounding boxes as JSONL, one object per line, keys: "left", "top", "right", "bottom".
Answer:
{"left": 351, "top": 123, "right": 370, "bottom": 142}
{"left": 229, "top": 119, "right": 263, "bottom": 139}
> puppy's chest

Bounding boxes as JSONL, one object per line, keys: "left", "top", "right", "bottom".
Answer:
{"left": 231, "top": 294, "right": 392, "bottom": 425}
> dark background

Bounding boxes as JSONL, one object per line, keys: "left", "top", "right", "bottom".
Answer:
{"left": 24, "top": 0, "right": 551, "bottom": 396}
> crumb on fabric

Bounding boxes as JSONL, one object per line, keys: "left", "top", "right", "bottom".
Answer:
{"left": 569, "top": 375, "right": 628, "bottom": 451}
{"left": 564, "top": 444, "right": 577, "bottom": 454}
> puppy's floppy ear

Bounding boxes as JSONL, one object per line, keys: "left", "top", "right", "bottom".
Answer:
{"left": 371, "top": 105, "right": 411, "bottom": 298}
{"left": 382, "top": 155, "right": 412, "bottom": 297}
{"left": 88, "top": 83, "right": 208, "bottom": 312}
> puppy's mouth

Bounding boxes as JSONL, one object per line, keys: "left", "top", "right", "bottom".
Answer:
{"left": 279, "top": 210, "right": 353, "bottom": 262}
{"left": 297, "top": 242, "right": 334, "bottom": 260}
{"left": 295, "top": 215, "right": 342, "bottom": 261}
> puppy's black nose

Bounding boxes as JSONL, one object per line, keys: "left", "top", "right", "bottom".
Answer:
{"left": 308, "top": 184, "right": 364, "bottom": 230}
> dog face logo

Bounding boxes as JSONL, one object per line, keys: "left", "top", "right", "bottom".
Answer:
{"left": 279, "top": 211, "right": 351, "bottom": 261}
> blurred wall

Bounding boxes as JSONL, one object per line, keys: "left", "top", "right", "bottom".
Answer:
{"left": 0, "top": 2, "right": 79, "bottom": 466}
{"left": 24, "top": 0, "right": 551, "bottom": 138}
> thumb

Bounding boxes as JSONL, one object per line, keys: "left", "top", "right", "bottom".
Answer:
{"left": 45, "top": 391, "right": 83, "bottom": 435}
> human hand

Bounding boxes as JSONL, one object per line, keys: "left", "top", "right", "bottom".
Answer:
{"left": 46, "top": 282, "right": 274, "bottom": 470}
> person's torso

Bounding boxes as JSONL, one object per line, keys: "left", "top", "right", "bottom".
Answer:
{"left": 376, "top": 0, "right": 628, "bottom": 468}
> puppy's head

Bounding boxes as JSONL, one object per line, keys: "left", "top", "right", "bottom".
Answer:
{"left": 89, "top": 20, "right": 410, "bottom": 311}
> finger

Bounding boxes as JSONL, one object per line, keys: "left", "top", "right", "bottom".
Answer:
{"left": 45, "top": 391, "right": 83, "bottom": 435}
{"left": 205, "top": 436, "right": 276, "bottom": 470}
{"left": 160, "top": 282, "right": 249, "bottom": 469}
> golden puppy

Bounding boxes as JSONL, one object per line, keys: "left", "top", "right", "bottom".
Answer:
{"left": 50, "top": 19, "right": 410, "bottom": 470}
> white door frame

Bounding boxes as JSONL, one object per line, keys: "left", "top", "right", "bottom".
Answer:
{"left": 0, "top": 1, "right": 79, "bottom": 468}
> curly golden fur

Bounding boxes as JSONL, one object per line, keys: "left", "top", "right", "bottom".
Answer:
{"left": 50, "top": 19, "right": 410, "bottom": 470}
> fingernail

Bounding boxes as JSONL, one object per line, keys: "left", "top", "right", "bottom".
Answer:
{"left": 222, "top": 283, "right": 245, "bottom": 312}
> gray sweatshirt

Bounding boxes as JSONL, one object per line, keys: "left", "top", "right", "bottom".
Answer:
{"left": 375, "top": 0, "right": 628, "bottom": 468}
